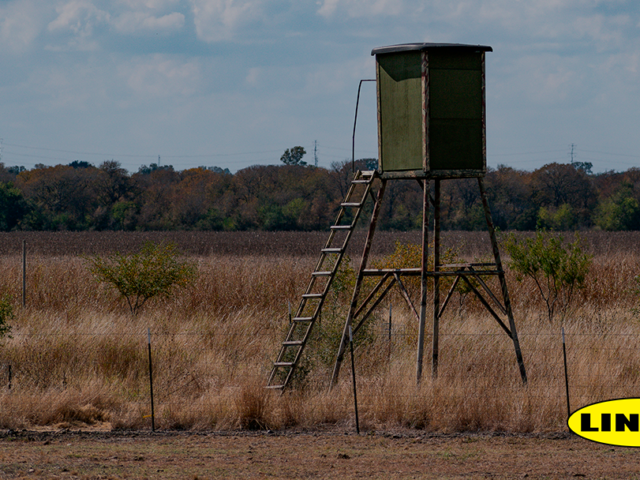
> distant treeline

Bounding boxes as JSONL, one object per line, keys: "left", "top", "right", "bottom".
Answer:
{"left": 0, "top": 159, "right": 638, "bottom": 232}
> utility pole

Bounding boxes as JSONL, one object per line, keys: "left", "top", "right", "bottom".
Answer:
{"left": 314, "top": 140, "right": 318, "bottom": 168}
{"left": 569, "top": 143, "right": 576, "bottom": 164}
{"left": 158, "top": 155, "right": 161, "bottom": 166}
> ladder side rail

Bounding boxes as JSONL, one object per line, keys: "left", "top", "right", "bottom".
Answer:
{"left": 330, "top": 179, "right": 387, "bottom": 388}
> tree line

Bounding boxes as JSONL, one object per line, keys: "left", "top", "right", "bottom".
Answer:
{"left": 0, "top": 156, "right": 638, "bottom": 232}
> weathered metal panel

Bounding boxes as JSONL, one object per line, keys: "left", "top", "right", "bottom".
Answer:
{"left": 377, "top": 51, "right": 423, "bottom": 172}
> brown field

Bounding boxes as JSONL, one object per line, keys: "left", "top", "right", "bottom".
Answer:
{"left": 0, "top": 230, "right": 638, "bottom": 438}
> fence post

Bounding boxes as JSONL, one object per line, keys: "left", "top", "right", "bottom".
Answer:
{"left": 388, "top": 304, "right": 392, "bottom": 361}
{"left": 349, "top": 325, "right": 360, "bottom": 435}
{"left": 22, "top": 240, "right": 26, "bottom": 308}
{"left": 562, "top": 327, "right": 571, "bottom": 419}
{"left": 147, "top": 328, "right": 155, "bottom": 432}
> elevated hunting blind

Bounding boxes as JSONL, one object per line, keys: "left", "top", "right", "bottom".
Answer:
{"left": 268, "top": 43, "right": 527, "bottom": 393}
{"left": 374, "top": 43, "right": 491, "bottom": 178}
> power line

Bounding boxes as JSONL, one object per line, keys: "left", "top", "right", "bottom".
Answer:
{"left": 490, "top": 149, "right": 566, "bottom": 157}
{"left": 577, "top": 147, "right": 640, "bottom": 159}
{"left": 3, "top": 142, "right": 285, "bottom": 159}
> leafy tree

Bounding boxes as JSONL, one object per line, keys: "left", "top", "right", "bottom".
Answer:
{"left": 68, "top": 160, "right": 93, "bottom": 169}
{"left": 138, "top": 163, "right": 174, "bottom": 175}
{"left": 536, "top": 204, "right": 577, "bottom": 231}
{"left": 503, "top": 231, "right": 592, "bottom": 323}
{"left": 593, "top": 181, "right": 640, "bottom": 231}
{"left": 280, "top": 146, "right": 307, "bottom": 166}
{"left": 86, "top": 242, "right": 197, "bottom": 315}
{"left": 0, "top": 182, "right": 28, "bottom": 231}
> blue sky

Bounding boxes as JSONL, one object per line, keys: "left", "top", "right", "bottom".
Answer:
{"left": 1, "top": 0, "right": 640, "bottom": 174}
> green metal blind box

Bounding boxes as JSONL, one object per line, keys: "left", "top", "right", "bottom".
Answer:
{"left": 372, "top": 43, "right": 492, "bottom": 178}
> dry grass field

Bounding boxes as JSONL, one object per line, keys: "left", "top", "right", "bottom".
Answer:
{"left": 0, "top": 231, "right": 638, "bottom": 436}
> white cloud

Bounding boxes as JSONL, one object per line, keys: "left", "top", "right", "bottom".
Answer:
{"left": 48, "top": 0, "right": 110, "bottom": 34}
{"left": 190, "top": 0, "right": 264, "bottom": 42}
{"left": 317, "top": 0, "right": 404, "bottom": 18}
{"left": 119, "top": 55, "right": 202, "bottom": 97}
{"left": 245, "top": 67, "right": 260, "bottom": 85}
{"left": 0, "top": 1, "right": 44, "bottom": 54}
{"left": 113, "top": 0, "right": 181, "bottom": 9}
{"left": 112, "top": 11, "right": 185, "bottom": 33}
{"left": 46, "top": 0, "right": 110, "bottom": 50}
{"left": 573, "top": 14, "right": 630, "bottom": 47}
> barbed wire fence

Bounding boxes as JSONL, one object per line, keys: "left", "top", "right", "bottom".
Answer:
{"left": 0, "top": 321, "right": 636, "bottom": 431}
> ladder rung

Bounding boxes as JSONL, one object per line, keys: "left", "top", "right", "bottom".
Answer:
{"left": 302, "top": 293, "right": 323, "bottom": 299}
{"left": 312, "top": 271, "right": 332, "bottom": 276}
{"left": 330, "top": 225, "right": 352, "bottom": 230}
{"left": 293, "top": 316, "right": 313, "bottom": 322}
{"left": 341, "top": 202, "right": 362, "bottom": 207}
{"left": 274, "top": 362, "right": 294, "bottom": 367}
{"left": 283, "top": 340, "right": 304, "bottom": 346}
{"left": 266, "top": 385, "right": 284, "bottom": 389}
{"left": 322, "top": 248, "right": 342, "bottom": 253}
{"left": 351, "top": 180, "right": 370, "bottom": 184}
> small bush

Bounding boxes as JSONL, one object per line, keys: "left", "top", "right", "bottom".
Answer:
{"left": 86, "top": 241, "right": 197, "bottom": 315}
{"left": 503, "top": 231, "right": 592, "bottom": 323}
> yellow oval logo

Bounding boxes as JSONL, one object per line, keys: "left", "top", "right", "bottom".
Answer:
{"left": 568, "top": 398, "right": 640, "bottom": 447}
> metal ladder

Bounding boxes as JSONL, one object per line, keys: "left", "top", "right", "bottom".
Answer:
{"left": 267, "top": 170, "right": 376, "bottom": 391}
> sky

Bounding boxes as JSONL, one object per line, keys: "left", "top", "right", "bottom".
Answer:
{"left": 1, "top": 0, "right": 640, "bottom": 174}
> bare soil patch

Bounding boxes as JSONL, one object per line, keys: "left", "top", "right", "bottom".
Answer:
{"left": 0, "top": 430, "right": 637, "bottom": 479}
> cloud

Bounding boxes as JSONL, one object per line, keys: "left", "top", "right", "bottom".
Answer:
{"left": 0, "top": 1, "right": 44, "bottom": 54}
{"left": 317, "top": 0, "right": 404, "bottom": 18}
{"left": 118, "top": 55, "right": 202, "bottom": 97}
{"left": 46, "top": 0, "right": 110, "bottom": 50}
{"left": 113, "top": 0, "right": 181, "bottom": 9}
{"left": 190, "top": 0, "right": 265, "bottom": 42}
{"left": 48, "top": 0, "right": 110, "bottom": 34}
{"left": 112, "top": 11, "right": 185, "bottom": 33}
{"left": 573, "top": 14, "right": 630, "bottom": 47}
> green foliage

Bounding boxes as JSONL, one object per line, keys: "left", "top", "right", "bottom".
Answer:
{"left": 0, "top": 295, "right": 13, "bottom": 339}
{"left": 537, "top": 204, "right": 577, "bottom": 231}
{"left": 0, "top": 182, "right": 28, "bottom": 231}
{"left": 594, "top": 183, "right": 640, "bottom": 231}
{"left": 372, "top": 241, "right": 459, "bottom": 294}
{"left": 503, "top": 231, "right": 592, "bottom": 323}
{"left": 111, "top": 201, "right": 138, "bottom": 231}
{"left": 86, "top": 242, "right": 197, "bottom": 315}
{"left": 280, "top": 146, "right": 307, "bottom": 166}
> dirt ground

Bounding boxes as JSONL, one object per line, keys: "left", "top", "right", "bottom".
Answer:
{"left": 0, "top": 429, "right": 638, "bottom": 479}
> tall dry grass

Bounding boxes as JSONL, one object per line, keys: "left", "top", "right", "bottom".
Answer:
{"left": 0, "top": 234, "right": 638, "bottom": 433}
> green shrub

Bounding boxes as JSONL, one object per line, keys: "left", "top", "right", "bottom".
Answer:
{"left": 503, "top": 231, "right": 592, "bottom": 323}
{"left": 86, "top": 242, "right": 197, "bottom": 315}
